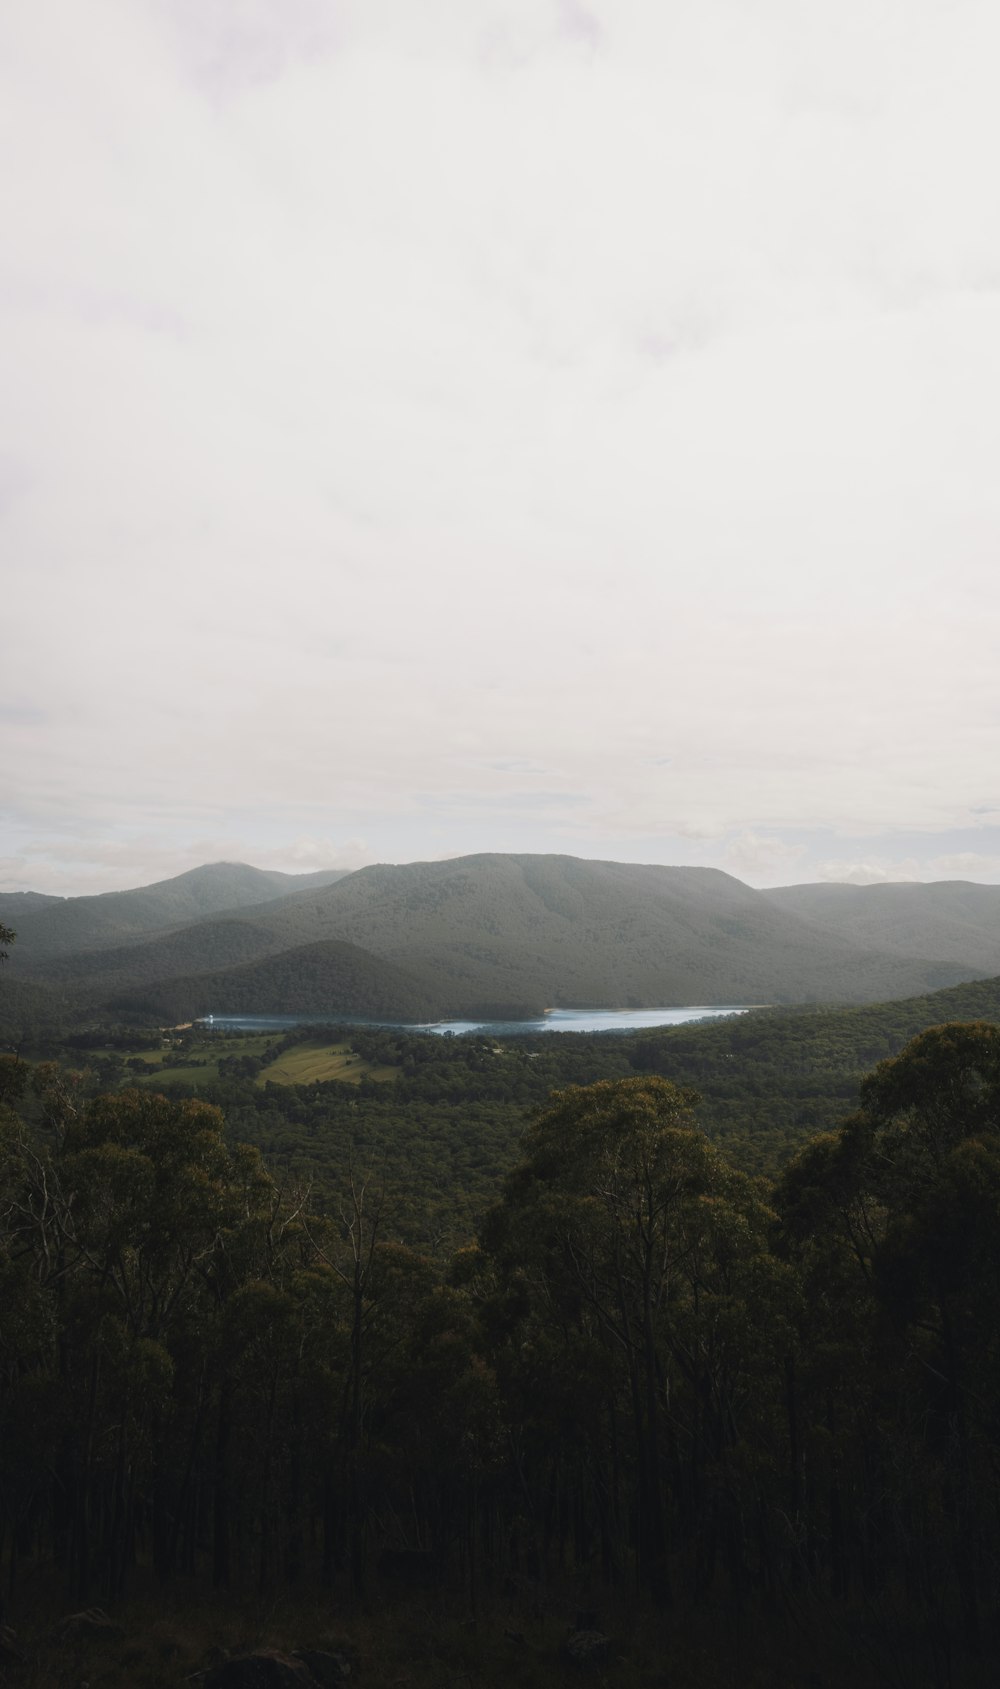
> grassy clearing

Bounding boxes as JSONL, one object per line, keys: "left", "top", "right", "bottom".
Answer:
{"left": 71, "top": 1033, "right": 397, "bottom": 1093}
{"left": 129, "top": 1035, "right": 278, "bottom": 1090}
{"left": 257, "top": 1040, "right": 397, "bottom": 1087}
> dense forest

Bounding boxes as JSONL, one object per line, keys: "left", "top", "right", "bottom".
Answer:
{"left": 30, "top": 971, "right": 1000, "bottom": 1247}
{"left": 2, "top": 951, "right": 1000, "bottom": 1684}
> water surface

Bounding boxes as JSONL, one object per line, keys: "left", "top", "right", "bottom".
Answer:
{"left": 198, "top": 1006, "right": 751, "bottom": 1036}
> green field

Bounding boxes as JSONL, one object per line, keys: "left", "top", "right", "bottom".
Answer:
{"left": 74, "top": 1033, "right": 399, "bottom": 1093}
{"left": 256, "top": 1040, "right": 397, "bottom": 1086}
{"left": 128, "top": 1034, "right": 278, "bottom": 1089}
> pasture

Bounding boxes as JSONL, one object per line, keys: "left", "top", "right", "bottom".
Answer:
{"left": 256, "top": 1040, "right": 397, "bottom": 1086}
{"left": 131, "top": 1033, "right": 278, "bottom": 1088}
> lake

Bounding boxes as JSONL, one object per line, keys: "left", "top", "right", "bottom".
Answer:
{"left": 197, "top": 1006, "right": 752, "bottom": 1036}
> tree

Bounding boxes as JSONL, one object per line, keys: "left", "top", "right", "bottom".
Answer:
{"left": 484, "top": 1078, "right": 782, "bottom": 1597}
{"left": 775, "top": 1022, "right": 1000, "bottom": 1643}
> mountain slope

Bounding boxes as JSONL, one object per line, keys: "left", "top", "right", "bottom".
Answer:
{"left": 5, "top": 863, "right": 352, "bottom": 960}
{"left": 18, "top": 918, "right": 292, "bottom": 992}
{"left": 12, "top": 856, "right": 996, "bottom": 1025}
{"left": 106, "top": 939, "right": 440, "bottom": 1024}
{"left": 0, "top": 891, "right": 62, "bottom": 922}
{"left": 230, "top": 853, "right": 981, "bottom": 1010}
{"left": 763, "top": 881, "right": 1000, "bottom": 973}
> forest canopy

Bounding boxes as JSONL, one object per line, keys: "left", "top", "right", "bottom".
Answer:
{"left": 1, "top": 1022, "right": 999, "bottom": 1685}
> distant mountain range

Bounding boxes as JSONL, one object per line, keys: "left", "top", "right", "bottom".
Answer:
{"left": 3, "top": 854, "right": 1000, "bottom": 1035}
{"left": 763, "top": 880, "right": 1000, "bottom": 974}
{"left": 0, "top": 862, "right": 350, "bottom": 959}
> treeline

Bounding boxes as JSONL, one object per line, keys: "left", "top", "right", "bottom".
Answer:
{"left": 1, "top": 1027, "right": 1000, "bottom": 1682}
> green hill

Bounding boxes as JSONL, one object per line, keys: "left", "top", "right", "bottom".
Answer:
{"left": 764, "top": 879, "right": 1000, "bottom": 972}
{"left": 235, "top": 853, "right": 981, "bottom": 1011}
{"left": 104, "top": 938, "right": 442, "bottom": 1024}
{"left": 10, "top": 856, "right": 1000, "bottom": 1029}
{"left": 17, "top": 916, "right": 292, "bottom": 992}
{"left": 628, "top": 972, "right": 1000, "bottom": 1169}
{"left": 0, "top": 890, "right": 62, "bottom": 921}
{"left": 199, "top": 972, "right": 1000, "bottom": 1213}
{"left": 5, "top": 862, "right": 351, "bottom": 960}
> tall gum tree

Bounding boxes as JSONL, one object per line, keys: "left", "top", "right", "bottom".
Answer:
{"left": 483, "top": 1076, "right": 783, "bottom": 1597}
{"left": 775, "top": 1022, "right": 1000, "bottom": 1643}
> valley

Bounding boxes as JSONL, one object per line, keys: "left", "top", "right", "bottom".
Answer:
{"left": 3, "top": 852, "right": 997, "bottom": 1045}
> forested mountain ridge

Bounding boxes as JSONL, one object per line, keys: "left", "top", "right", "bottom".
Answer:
{"left": 14, "top": 916, "right": 294, "bottom": 991}
{"left": 3, "top": 860, "right": 351, "bottom": 959}
{"left": 0, "top": 889, "right": 61, "bottom": 920}
{"left": 765, "top": 877, "right": 1000, "bottom": 971}
{"left": 104, "top": 938, "right": 445, "bottom": 1024}
{"left": 193, "top": 852, "right": 984, "bottom": 1008}
{"left": 4, "top": 854, "right": 997, "bottom": 1030}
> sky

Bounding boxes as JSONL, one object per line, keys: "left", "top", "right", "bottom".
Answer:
{"left": 4, "top": 0, "right": 1000, "bottom": 897}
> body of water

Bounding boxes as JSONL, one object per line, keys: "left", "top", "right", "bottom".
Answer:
{"left": 197, "top": 1006, "right": 752, "bottom": 1036}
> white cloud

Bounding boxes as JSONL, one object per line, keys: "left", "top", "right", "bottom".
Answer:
{"left": 815, "top": 859, "right": 924, "bottom": 886}
{"left": 0, "top": 833, "right": 374, "bottom": 898}
{"left": 4, "top": 0, "right": 1000, "bottom": 891}
{"left": 928, "top": 851, "right": 1000, "bottom": 881}
{"left": 721, "top": 831, "right": 809, "bottom": 882}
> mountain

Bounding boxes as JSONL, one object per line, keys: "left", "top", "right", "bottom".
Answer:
{"left": 8, "top": 855, "right": 995, "bottom": 1030}
{"left": 106, "top": 939, "right": 439, "bottom": 1025}
{"left": 0, "top": 976, "right": 71, "bottom": 1046}
{"left": 5, "top": 863, "right": 351, "bottom": 960}
{"left": 0, "top": 891, "right": 62, "bottom": 920}
{"left": 763, "top": 880, "right": 1000, "bottom": 974}
{"left": 219, "top": 853, "right": 980, "bottom": 1011}
{"left": 17, "top": 918, "right": 292, "bottom": 992}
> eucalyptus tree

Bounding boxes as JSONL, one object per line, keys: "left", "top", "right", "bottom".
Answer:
{"left": 775, "top": 1022, "right": 1000, "bottom": 1643}
{"left": 483, "top": 1076, "right": 784, "bottom": 1597}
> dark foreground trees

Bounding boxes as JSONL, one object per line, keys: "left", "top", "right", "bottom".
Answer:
{"left": 479, "top": 1077, "right": 788, "bottom": 1599}
{"left": 1, "top": 1032, "right": 1000, "bottom": 1675}
{"left": 775, "top": 1022, "right": 1000, "bottom": 1649}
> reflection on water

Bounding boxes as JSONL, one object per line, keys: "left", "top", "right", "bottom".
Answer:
{"left": 198, "top": 1006, "right": 752, "bottom": 1036}
{"left": 418, "top": 1006, "right": 750, "bottom": 1035}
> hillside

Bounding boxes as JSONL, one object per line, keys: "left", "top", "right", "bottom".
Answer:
{"left": 8, "top": 855, "right": 1000, "bottom": 1029}
{"left": 0, "top": 890, "right": 62, "bottom": 921}
{"left": 0, "top": 976, "right": 72, "bottom": 1046}
{"left": 234, "top": 853, "right": 980, "bottom": 1010}
{"left": 764, "top": 879, "right": 1000, "bottom": 972}
{"left": 100, "top": 971, "right": 1000, "bottom": 1228}
{"left": 16, "top": 916, "right": 292, "bottom": 992}
{"left": 106, "top": 938, "right": 440, "bottom": 1024}
{"left": 5, "top": 862, "right": 351, "bottom": 960}
{"left": 629, "top": 971, "right": 1000, "bottom": 1167}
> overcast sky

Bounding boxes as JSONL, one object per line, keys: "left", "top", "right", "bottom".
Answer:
{"left": 4, "top": 0, "right": 1000, "bottom": 897}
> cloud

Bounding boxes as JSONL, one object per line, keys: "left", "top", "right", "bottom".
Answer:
{"left": 0, "top": 702, "right": 47, "bottom": 727}
{"left": 152, "top": 0, "right": 343, "bottom": 97}
{"left": 556, "top": 1, "right": 605, "bottom": 53}
{"left": 0, "top": 832, "right": 374, "bottom": 897}
{"left": 721, "top": 831, "right": 809, "bottom": 882}
{"left": 928, "top": 852, "right": 1000, "bottom": 880}
{"left": 814, "top": 859, "right": 924, "bottom": 886}
{"left": 811, "top": 849, "right": 1000, "bottom": 887}
{"left": 4, "top": 1, "right": 1000, "bottom": 891}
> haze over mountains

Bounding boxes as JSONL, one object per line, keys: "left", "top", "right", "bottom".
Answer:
{"left": 4, "top": 853, "right": 1000, "bottom": 1034}
{"left": 763, "top": 880, "right": 1000, "bottom": 974}
{"left": 0, "top": 863, "right": 350, "bottom": 960}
